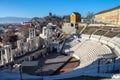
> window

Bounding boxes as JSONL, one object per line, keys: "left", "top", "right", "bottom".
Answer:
{"left": 71, "top": 23, "right": 74, "bottom": 27}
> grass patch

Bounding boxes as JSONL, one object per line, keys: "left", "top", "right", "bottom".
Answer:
{"left": 82, "top": 26, "right": 99, "bottom": 34}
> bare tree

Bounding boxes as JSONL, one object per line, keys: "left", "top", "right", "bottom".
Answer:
{"left": 17, "top": 26, "right": 29, "bottom": 39}
{"left": 86, "top": 12, "right": 94, "bottom": 23}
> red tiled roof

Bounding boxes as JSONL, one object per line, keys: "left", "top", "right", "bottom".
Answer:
{"left": 25, "top": 22, "right": 31, "bottom": 27}
{"left": 95, "top": 6, "right": 120, "bottom": 15}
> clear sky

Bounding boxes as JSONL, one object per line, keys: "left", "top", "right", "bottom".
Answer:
{"left": 0, "top": 0, "right": 119, "bottom": 18}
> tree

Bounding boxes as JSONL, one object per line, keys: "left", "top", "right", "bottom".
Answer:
{"left": 86, "top": 12, "right": 94, "bottom": 23}
{"left": 17, "top": 26, "right": 29, "bottom": 39}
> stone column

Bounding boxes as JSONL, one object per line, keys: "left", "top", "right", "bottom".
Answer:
{"left": 9, "top": 47, "right": 13, "bottom": 62}
{"left": 29, "top": 29, "right": 31, "bottom": 39}
{"left": 0, "top": 50, "right": 4, "bottom": 65}
{"left": 36, "top": 38, "right": 39, "bottom": 49}
{"left": 43, "top": 27, "right": 46, "bottom": 36}
{"left": 29, "top": 28, "right": 36, "bottom": 39}
{"left": 34, "top": 28, "right": 36, "bottom": 37}
{"left": 57, "top": 44, "right": 60, "bottom": 53}
{"left": 4, "top": 48, "right": 8, "bottom": 63}
{"left": 31, "top": 28, "right": 33, "bottom": 38}
{"left": 29, "top": 40, "right": 32, "bottom": 51}
{"left": 17, "top": 40, "right": 22, "bottom": 55}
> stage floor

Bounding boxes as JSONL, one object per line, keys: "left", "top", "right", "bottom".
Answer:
{"left": 22, "top": 53, "right": 74, "bottom": 76}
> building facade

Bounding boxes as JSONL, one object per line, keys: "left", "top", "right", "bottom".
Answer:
{"left": 70, "top": 12, "right": 81, "bottom": 28}
{"left": 70, "top": 12, "right": 81, "bottom": 23}
{"left": 94, "top": 6, "right": 120, "bottom": 25}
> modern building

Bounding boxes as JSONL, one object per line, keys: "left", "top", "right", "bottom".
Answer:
{"left": 70, "top": 12, "right": 81, "bottom": 23}
{"left": 94, "top": 6, "right": 120, "bottom": 25}
{"left": 62, "top": 12, "right": 82, "bottom": 34}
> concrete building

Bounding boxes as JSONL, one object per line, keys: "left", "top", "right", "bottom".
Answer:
{"left": 94, "top": 6, "right": 120, "bottom": 25}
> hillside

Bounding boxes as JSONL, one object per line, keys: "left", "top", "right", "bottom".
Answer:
{"left": 0, "top": 17, "right": 31, "bottom": 23}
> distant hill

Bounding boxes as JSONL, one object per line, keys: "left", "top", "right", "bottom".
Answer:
{"left": 0, "top": 17, "right": 31, "bottom": 23}
{"left": 31, "top": 15, "right": 63, "bottom": 27}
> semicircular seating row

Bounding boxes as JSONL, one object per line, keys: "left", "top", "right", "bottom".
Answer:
{"left": 62, "top": 35, "right": 113, "bottom": 68}
{"left": 81, "top": 34, "right": 120, "bottom": 55}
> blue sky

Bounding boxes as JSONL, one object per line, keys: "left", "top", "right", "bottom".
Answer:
{"left": 0, "top": 0, "right": 119, "bottom": 18}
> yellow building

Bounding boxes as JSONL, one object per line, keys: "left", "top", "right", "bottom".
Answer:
{"left": 70, "top": 12, "right": 81, "bottom": 23}
{"left": 94, "top": 6, "right": 120, "bottom": 25}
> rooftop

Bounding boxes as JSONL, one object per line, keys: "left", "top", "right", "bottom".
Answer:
{"left": 95, "top": 6, "right": 120, "bottom": 15}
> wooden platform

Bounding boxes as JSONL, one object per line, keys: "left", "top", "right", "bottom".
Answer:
{"left": 22, "top": 53, "right": 72, "bottom": 76}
